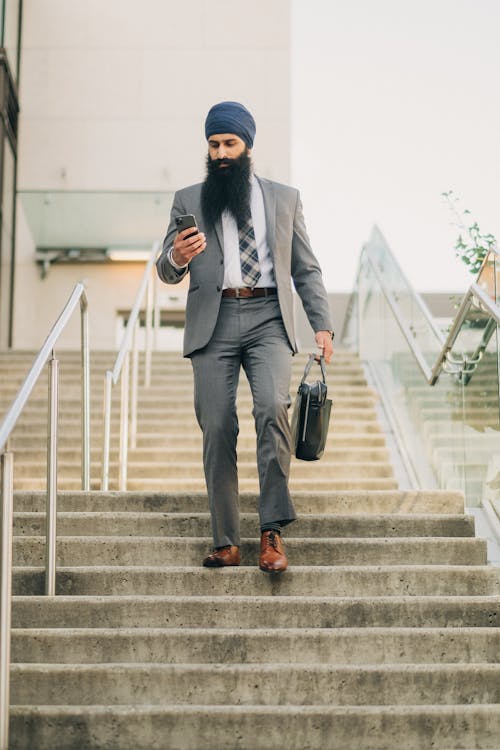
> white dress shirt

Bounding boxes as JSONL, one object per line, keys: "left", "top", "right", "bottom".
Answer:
{"left": 169, "top": 175, "right": 276, "bottom": 288}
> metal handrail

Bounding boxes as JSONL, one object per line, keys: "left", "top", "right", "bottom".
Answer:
{"left": 352, "top": 229, "right": 500, "bottom": 388}
{"left": 429, "top": 282, "right": 500, "bottom": 384}
{"left": 101, "top": 240, "right": 161, "bottom": 491}
{"left": 0, "top": 282, "right": 90, "bottom": 750}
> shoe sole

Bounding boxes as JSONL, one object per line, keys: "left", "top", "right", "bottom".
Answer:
{"left": 259, "top": 564, "right": 287, "bottom": 573}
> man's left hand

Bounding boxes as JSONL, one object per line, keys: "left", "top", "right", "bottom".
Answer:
{"left": 315, "top": 331, "right": 334, "bottom": 364}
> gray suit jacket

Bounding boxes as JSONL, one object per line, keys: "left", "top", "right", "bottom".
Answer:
{"left": 156, "top": 175, "right": 333, "bottom": 357}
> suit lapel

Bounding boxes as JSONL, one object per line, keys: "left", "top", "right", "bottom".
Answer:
{"left": 213, "top": 218, "right": 224, "bottom": 256}
{"left": 257, "top": 176, "right": 276, "bottom": 257}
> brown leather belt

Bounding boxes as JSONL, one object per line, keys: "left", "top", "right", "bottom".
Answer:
{"left": 222, "top": 287, "right": 277, "bottom": 298}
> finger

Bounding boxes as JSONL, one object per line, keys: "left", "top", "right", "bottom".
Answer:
{"left": 188, "top": 240, "right": 207, "bottom": 259}
{"left": 186, "top": 232, "right": 205, "bottom": 248}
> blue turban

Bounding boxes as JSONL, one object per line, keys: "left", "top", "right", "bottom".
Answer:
{"left": 204, "top": 101, "right": 256, "bottom": 148}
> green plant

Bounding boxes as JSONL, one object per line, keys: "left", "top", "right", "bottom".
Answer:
{"left": 442, "top": 190, "right": 498, "bottom": 275}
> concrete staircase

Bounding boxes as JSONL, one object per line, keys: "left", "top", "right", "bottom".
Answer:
{"left": 2, "top": 349, "right": 500, "bottom": 748}
{"left": 1, "top": 350, "right": 397, "bottom": 492}
{"left": 0, "top": 352, "right": 397, "bottom": 492}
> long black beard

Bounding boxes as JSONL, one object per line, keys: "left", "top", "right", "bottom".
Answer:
{"left": 201, "top": 150, "right": 252, "bottom": 227}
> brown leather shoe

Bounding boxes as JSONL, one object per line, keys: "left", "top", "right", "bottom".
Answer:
{"left": 259, "top": 531, "right": 288, "bottom": 573}
{"left": 203, "top": 545, "right": 240, "bottom": 568}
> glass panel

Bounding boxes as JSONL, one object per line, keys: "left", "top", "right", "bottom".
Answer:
{"left": 451, "top": 297, "right": 500, "bottom": 507}
{"left": 356, "top": 237, "right": 500, "bottom": 508}
{"left": 357, "top": 258, "right": 464, "bottom": 490}
{"left": 366, "top": 228, "right": 445, "bottom": 373}
{"left": 2, "top": 0, "right": 21, "bottom": 83}
{"left": 0, "top": 136, "right": 15, "bottom": 348}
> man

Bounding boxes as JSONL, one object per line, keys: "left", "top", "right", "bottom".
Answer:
{"left": 157, "top": 101, "right": 334, "bottom": 573}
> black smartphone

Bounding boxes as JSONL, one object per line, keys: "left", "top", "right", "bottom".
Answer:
{"left": 175, "top": 214, "right": 198, "bottom": 238}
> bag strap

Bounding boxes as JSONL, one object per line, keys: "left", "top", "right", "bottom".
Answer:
{"left": 300, "top": 353, "right": 327, "bottom": 384}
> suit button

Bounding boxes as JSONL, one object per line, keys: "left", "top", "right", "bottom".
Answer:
{"left": 217, "top": 285, "right": 221, "bottom": 292}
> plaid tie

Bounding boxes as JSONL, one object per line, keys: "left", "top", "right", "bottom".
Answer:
{"left": 238, "top": 210, "right": 261, "bottom": 287}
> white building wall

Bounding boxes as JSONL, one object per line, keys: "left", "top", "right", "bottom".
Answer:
{"left": 14, "top": 0, "right": 291, "bottom": 349}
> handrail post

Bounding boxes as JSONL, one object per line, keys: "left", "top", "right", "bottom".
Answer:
{"left": 118, "top": 351, "right": 130, "bottom": 491}
{"left": 153, "top": 269, "right": 160, "bottom": 350}
{"left": 81, "top": 296, "right": 91, "bottom": 491}
{"left": 100, "top": 243, "right": 160, "bottom": 493}
{"left": 102, "top": 371, "right": 113, "bottom": 491}
{"left": 130, "top": 320, "right": 139, "bottom": 451}
{"left": 145, "top": 271, "right": 153, "bottom": 388}
{"left": 46, "top": 353, "right": 59, "bottom": 596}
{"left": 0, "top": 450, "right": 14, "bottom": 750}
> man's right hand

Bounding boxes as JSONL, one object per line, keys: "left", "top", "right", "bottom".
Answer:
{"left": 172, "top": 227, "right": 207, "bottom": 266}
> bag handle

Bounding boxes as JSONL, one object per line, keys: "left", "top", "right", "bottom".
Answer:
{"left": 300, "top": 353, "right": 327, "bottom": 385}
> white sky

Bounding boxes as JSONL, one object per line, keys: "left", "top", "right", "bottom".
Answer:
{"left": 291, "top": 0, "right": 500, "bottom": 292}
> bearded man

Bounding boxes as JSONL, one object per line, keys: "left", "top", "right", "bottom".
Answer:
{"left": 156, "top": 101, "right": 334, "bottom": 573}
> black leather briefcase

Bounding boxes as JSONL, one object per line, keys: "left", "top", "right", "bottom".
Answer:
{"left": 291, "top": 354, "right": 332, "bottom": 461}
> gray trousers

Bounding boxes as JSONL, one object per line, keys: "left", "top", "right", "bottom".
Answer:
{"left": 190, "top": 296, "right": 297, "bottom": 547}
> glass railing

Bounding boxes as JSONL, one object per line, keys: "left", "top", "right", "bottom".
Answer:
{"left": 345, "top": 226, "right": 500, "bottom": 518}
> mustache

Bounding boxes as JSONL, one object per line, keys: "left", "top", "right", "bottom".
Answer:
{"left": 212, "top": 157, "right": 237, "bottom": 168}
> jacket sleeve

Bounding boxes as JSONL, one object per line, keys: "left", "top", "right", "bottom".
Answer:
{"left": 290, "top": 191, "right": 334, "bottom": 333}
{"left": 156, "top": 191, "right": 190, "bottom": 285}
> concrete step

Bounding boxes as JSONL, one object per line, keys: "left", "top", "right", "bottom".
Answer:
{"left": 12, "top": 536, "right": 486, "bottom": 567}
{"left": 11, "top": 626, "right": 500, "bottom": 664}
{"left": 0, "top": 363, "right": 365, "bottom": 377}
{"left": 418, "top": 412, "right": 493, "bottom": 429}
{"left": 10, "top": 410, "right": 383, "bottom": 429}
{"left": 13, "top": 477, "right": 400, "bottom": 491}
{"left": 13, "top": 490, "right": 465, "bottom": 514}
{"left": 8, "top": 703, "right": 500, "bottom": 750}
{"left": 9, "top": 432, "right": 389, "bottom": 450}
{"left": 1, "top": 377, "right": 372, "bottom": 399}
{"left": 12, "top": 564, "right": 500, "bottom": 597}
{"left": 12, "top": 594, "right": 500, "bottom": 629}
{"left": 10, "top": 662, "right": 500, "bottom": 706}
{"left": 12, "top": 512, "right": 475, "bottom": 538}
{"left": 2, "top": 372, "right": 366, "bottom": 385}
{"left": 11, "top": 445, "right": 393, "bottom": 463}
{"left": 433, "top": 443, "right": 500, "bottom": 462}
{"left": 11, "top": 460, "right": 395, "bottom": 480}
{"left": 408, "top": 395, "right": 498, "bottom": 413}
{"left": 9, "top": 417, "right": 384, "bottom": 434}
{"left": 0, "top": 363, "right": 364, "bottom": 374}
{"left": 123, "top": 477, "right": 397, "bottom": 491}
{"left": 1, "top": 389, "right": 377, "bottom": 405}
{"left": 1, "top": 378, "right": 370, "bottom": 394}
{"left": 0, "top": 352, "right": 360, "bottom": 365}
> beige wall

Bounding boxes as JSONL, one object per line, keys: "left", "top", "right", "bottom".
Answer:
{"left": 13, "top": 0, "right": 291, "bottom": 349}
